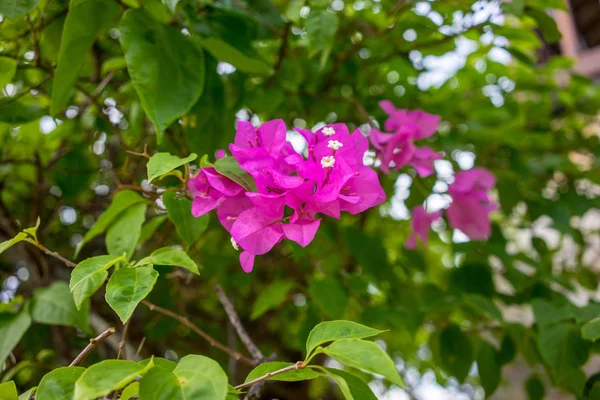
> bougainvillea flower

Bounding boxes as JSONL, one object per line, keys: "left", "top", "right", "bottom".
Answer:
{"left": 188, "top": 167, "right": 244, "bottom": 217}
{"left": 190, "top": 120, "right": 387, "bottom": 273}
{"left": 446, "top": 168, "right": 498, "bottom": 240}
{"left": 369, "top": 127, "right": 415, "bottom": 173}
{"left": 379, "top": 100, "right": 441, "bottom": 140}
{"left": 409, "top": 146, "right": 442, "bottom": 178}
{"left": 405, "top": 205, "right": 441, "bottom": 249}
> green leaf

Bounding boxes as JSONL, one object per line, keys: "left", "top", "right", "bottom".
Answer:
{"left": 36, "top": 367, "right": 84, "bottom": 400}
{"left": 306, "top": 320, "right": 384, "bottom": 356}
{"left": 51, "top": 0, "right": 120, "bottom": 114}
{"left": 244, "top": 362, "right": 321, "bottom": 383}
{"left": 139, "top": 357, "right": 176, "bottom": 371}
{"left": 162, "top": 192, "right": 209, "bottom": 246}
{"left": 476, "top": 341, "right": 501, "bottom": 397}
{"left": 525, "top": 375, "right": 544, "bottom": 400}
{"left": 101, "top": 57, "right": 127, "bottom": 75}
{"left": 212, "top": 156, "right": 257, "bottom": 192}
{"left": 0, "top": 57, "right": 17, "bottom": 88}
{"left": 538, "top": 324, "right": 589, "bottom": 370}
{"left": 439, "top": 324, "right": 473, "bottom": 383}
{"left": 139, "top": 215, "right": 167, "bottom": 245}
{"left": 22, "top": 217, "right": 40, "bottom": 242}
{"left": 0, "top": 306, "right": 31, "bottom": 365}
{"left": 146, "top": 152, "right": 197, "bottom": 183}
{"left": 172, "top": 355, "right": 228, "bottom": 399}
{"left": 139, "top": 367, "right": 183, "bottom": 400}
{"left": 309, "top": 277, "right": 348, "bottom": 320}
{"left": 502, "top": 0, "right": 524, "bottom": 15}
{"left": 532, "top": 299, "right": 572, "bottom": 327}
{"left": 164, "top": 0, "right": 178, "bottom": 12}
{"left": 251, "top": 280, "right": 294, "bottom": 320}
{"left": 74, "top": 359, "right": 154, "bottom": 400}
{"left": 120, "top": 9, "right": 205, "bottom": 142}
{"left": 136, "top": 247, "right": 200, "bottom": 275}
{"left": 0, "top": 381, "right": 18, "bottom": 400}
{"left": 18, "top": 387, "right": 36, "bottom": 400}
{"left": 318, "top": 339, "right": 404, "bottom": 387}
{"left": 105, "top": 265, "right": 159, "bottom": 323}
{"left": 0, "top": 0, "right": 42, "bottom": 19}
{"left": 306, "top": 10, "right": 338, "bottom": 56}
{"left": 466, "top": 294, "right": 503, "bottom": 321}
{"left": 106, "top": 203, "right": 147, "bottom": 259}
{"left": 0, "top": 100, "right": 45, "bottom": 124}
{"left": 76, "top": 190, "right": 148, "bottom": 257}
{"left": 70, "top": 254, "right": 125, "bottom": 310}
{"left": 527, "top": 9, "right": 561, "bottom": 44}
{"left": 32, "top": 282, "right": 89, "bottom": 330}
{"left": 582, "top": 317, "right": 600, "bottom": 341}
{"left": 0, "top": 233, "right": 27, "bottom": 255}
{"left": 324, "top": 367, "right": 377, "bottom": 400}
{"left": 198, "top": 38, "right": 273, "bottom": 75}
{"left": 120, "top": 382, "right": 139, "bottom": 400}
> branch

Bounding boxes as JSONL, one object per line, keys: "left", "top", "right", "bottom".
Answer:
{"left": 31, "top": 241, "right": 77, "bottom": 268}
{"left": 141, "top": 300, "right": 255, "bottom": 367}
{"left": 117, "top": 319, "right": 131, "bottom": 360}
{"left": 70, "top": 327, "right": 116, "bottom": 366}
{"left": 234, "top": 361, "right": 304, "bottom": 391}
{"left": 215, "top": 284, "right": 264, "bottom": 362}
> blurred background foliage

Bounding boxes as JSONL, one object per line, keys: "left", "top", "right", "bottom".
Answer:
{"left": 1, "top": 0, "right": 600, "bottom": 398}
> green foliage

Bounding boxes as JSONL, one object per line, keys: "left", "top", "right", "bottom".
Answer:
{"left": 73, "top": 359, "right": 154, "bottom": 400}
{"left": 244, "top": 362, "right": 320, "bottom": 382}
{"left": 120, "top": 9, "right": 205, "bottom": 142}
{"left": 0, "top": 381, "right": 18, "bottom": 400}
{"left": 136, "top": 247, "right": 199, "bottom": 275}
{"left": 162, "top": 192, "right": 209, "bottom": 246}
{"left": 316, "top": 339, "right": 404, "bottom": 387}
{"left": 1, "top": 0, "right": 599, "bottom": 398}
{"left": 51, "top": 0, "right": 120, "bottom": 115}
{"left": 250, "top": 280, "right": 293, "bottom": 320}
{"left": 306, "top": 320, "right": 384, "bottom": 356}
{"left": 146, "top": 152, "right": 197, "bottom": 183}
{"left": 105, "top": 265, "right": 158, "bottom": 323}
{"left": 36, "top": 367, "right": 84, "bottom": 400}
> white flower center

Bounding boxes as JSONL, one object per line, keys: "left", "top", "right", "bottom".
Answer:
{"left": 322, "top": 127, "right": 335, "bottom": 136}
{"left": 327, "top": 140, "right": 343, "bottom": 150}
{"left": 230, "top": 237, "right": 239, "bottom": 250}
{"left": 321, "top": 156, "right": 336, "bottom": 168}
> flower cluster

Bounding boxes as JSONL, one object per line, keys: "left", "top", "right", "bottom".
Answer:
{"left": 369, "top": 100, "right": 442, "bottom": 176}
{"left": 367, "top": 101, "right": 498, "bottom": 248}
{"left": 188, "top": 120, "right": 385, "bottom": 272}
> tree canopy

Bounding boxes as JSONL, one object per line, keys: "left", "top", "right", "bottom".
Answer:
{"left": 1, "top": 0, "right": 600, "bottom": 399}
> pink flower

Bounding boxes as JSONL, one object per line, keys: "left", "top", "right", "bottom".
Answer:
{"left": 369, "top": 101, "right": 442, "bottom": 177}
{"left": 405, "top": 206, "right": 441, "bottom": 249}
{"left": 215, "top": 149, "right": 226, "bottom": 159}
{"left": 190, "top": 120, "right": 386, "bottom": 273}
{"left": 446, "top": 168, "right": 498, "bottom": 240}
{"left": 379, "top": 100, "right": 440, "bottom": 140}
{"left": 410, "top": 146, "right": 441, "bottom": 178}
{"left": 188, "top": 167, "right": 244, "bottom": 217}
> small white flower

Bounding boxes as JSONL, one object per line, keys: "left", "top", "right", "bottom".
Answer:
{"left": 322, "top": 126, "right": 335, "bottom": 136}
{"left": 321, "top": 156, "right": 336, "bottom": 168}
{"left": 230, "top": 237, "right": 239, "bottom": 251}
{"left": 327, "top": 140, "right": 343, "bottom": 150}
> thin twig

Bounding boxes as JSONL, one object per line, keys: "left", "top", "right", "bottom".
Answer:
{"left": 235, "top": 361, "right": 304, "bottom": 391}
{"left": 215, "top": 285, "right": 264, "bottom": 362}
{"left": 31, "top": 241, "right": 78, "bottom": 268}
{"left": 117, "top": 319, "right": 131, "bottom": 360}
{"left": 141, "top": 300, "right": 255, "bottom": 366}
{"left": 70, "top": 327, "right": 116, "bottom": 366}
{"left": 135, "top": 337, "right": 146, "bottom": 358}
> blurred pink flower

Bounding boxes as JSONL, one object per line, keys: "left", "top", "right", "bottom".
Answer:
{"left": 405, "top": 205, "right": 442, "bottom": 249}
{"left": 446, "top": 168, "right": 498, "bottom": 240}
